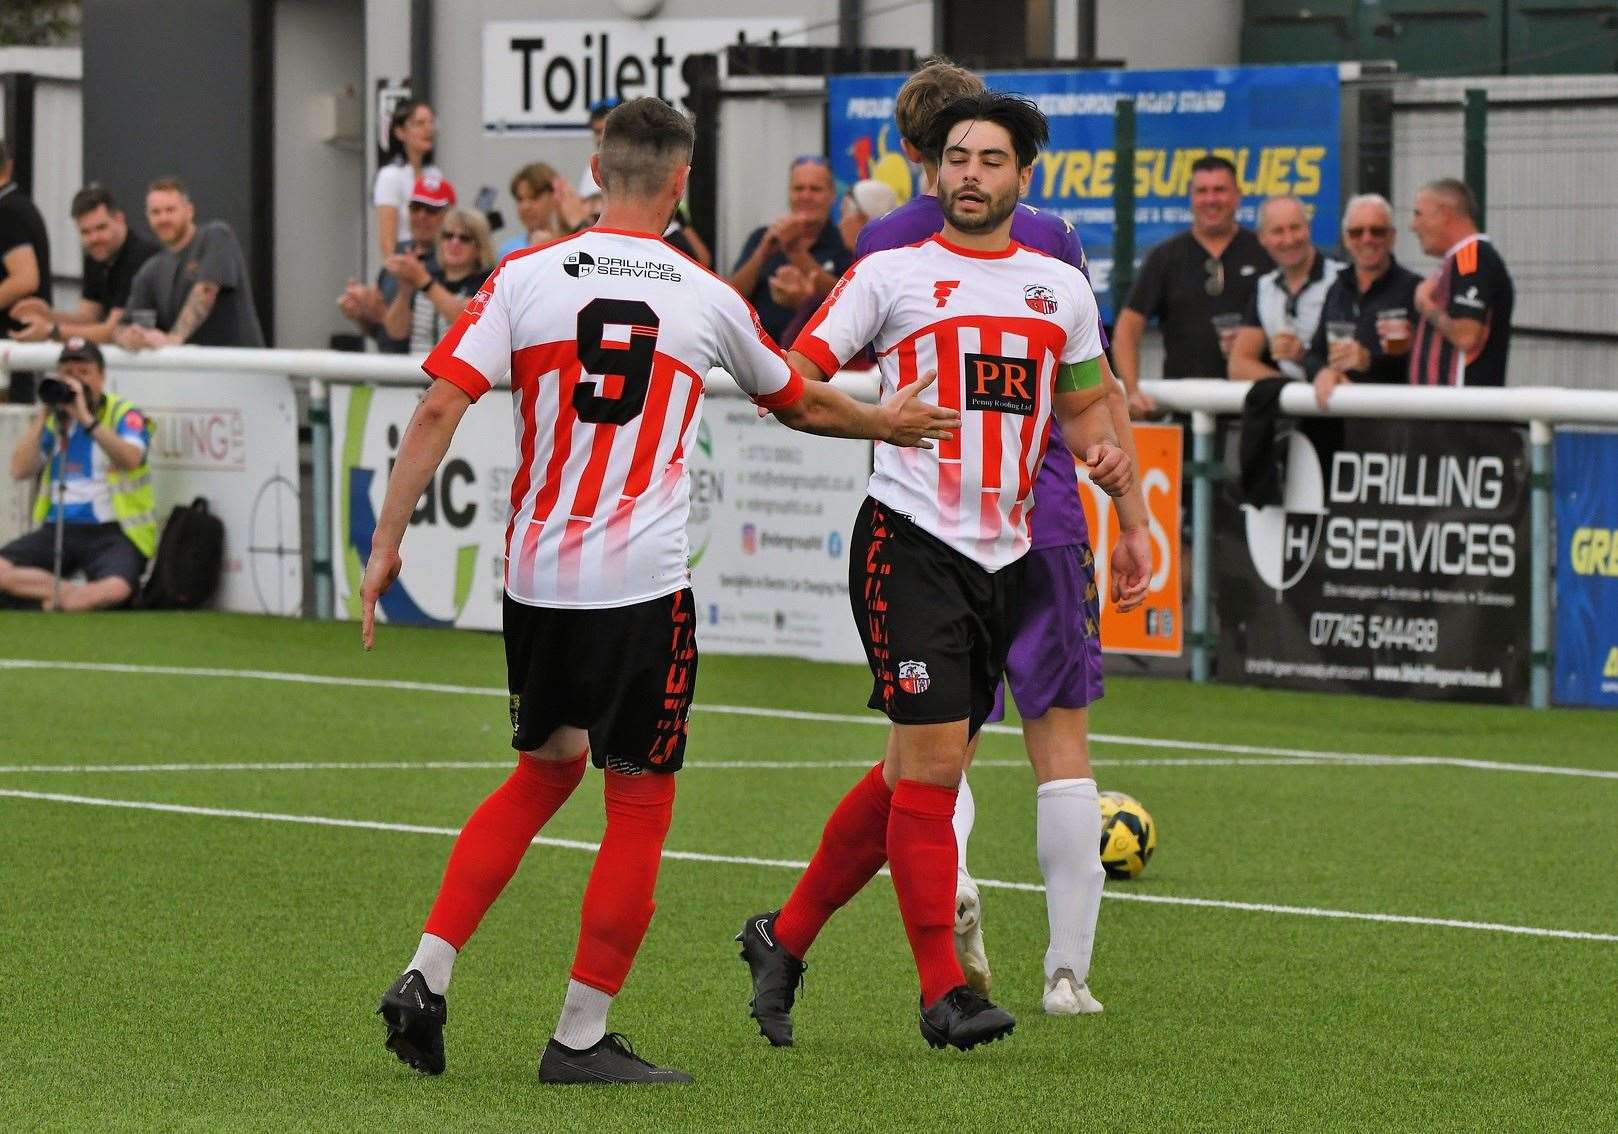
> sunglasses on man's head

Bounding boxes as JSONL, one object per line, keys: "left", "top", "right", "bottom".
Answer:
{"left": 1346, "top": 225, "right": 1392, "bottom": 239}
{"left": 1203, "top": 257, "right": 1225, "bottom": 297}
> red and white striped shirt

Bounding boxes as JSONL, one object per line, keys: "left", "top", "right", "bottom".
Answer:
{"left": 794, "top": 235, "right": 1102, "bottom": 570}
{"left": 425, "top": 228, "right": 803, "bottom": 609}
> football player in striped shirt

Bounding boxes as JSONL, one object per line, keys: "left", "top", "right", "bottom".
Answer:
{"left": 738, "top": 92, "right": 1150, "bottom": 1052}
{"left": 360, "top": 97, "right": 958, "bottom": 1086}
{"left": 845, "top": 58, "right": 1151, "bottom": 1018}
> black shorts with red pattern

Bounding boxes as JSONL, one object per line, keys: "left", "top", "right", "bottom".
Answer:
{"left": 503, "top": 588, "right": 697, "bottom": 774}
{"left": 848, "top": 496, "right": 1023, "bottom": 738}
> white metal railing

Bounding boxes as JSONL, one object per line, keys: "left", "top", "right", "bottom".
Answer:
{"left": 7, "top": 340, "right": 1618, "bottom": 708}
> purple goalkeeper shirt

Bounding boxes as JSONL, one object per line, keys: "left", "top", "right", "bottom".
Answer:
{"left": 854, "top": 194, "right": 1106, "bottom": 550}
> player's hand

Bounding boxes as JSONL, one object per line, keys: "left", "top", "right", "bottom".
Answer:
{"left": 1110, "top": 526, "right": 1152, "bottom": 612}
{"left": 360, "top": 544, "right": 402, "bottom": 651}
{"left": 1084, "top": 442, "right": 1132, "bottom": 497}
{"left": 879, "top": 369, "right": 959, "bottom": 449}
{"left": 1127, "top": 387, "right": 1156, "bottom": 419}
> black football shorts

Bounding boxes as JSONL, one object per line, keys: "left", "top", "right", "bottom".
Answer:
{"left": 503, "top": 588, "right": 697, "bottom": 774}
{"left": 848, "top": 497, "right": 1023, "bottom": 738}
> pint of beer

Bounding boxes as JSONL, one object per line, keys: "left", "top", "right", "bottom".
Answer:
{"left": 1377, "top": 307, "right": 1412, "bottom": 356}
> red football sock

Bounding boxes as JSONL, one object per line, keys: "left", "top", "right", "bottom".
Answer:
{"left": 888, "top": 778, "right": 964, "bottom": 1006}
{"left": 423, "top": 752, "right": 587, "bottom": 948}
{"left": 570, "top": 771, "right": 676, "bottom": 996}
{"left": 773, "top": 762, "right": 892, "bottom": 959}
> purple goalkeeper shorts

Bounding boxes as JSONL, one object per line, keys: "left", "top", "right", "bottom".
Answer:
{"left": 986, "top": 543, "right": 1104, "bottom": 723}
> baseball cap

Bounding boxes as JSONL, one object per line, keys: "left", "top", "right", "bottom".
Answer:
{"left": 408, "top": 173, "right": 456, "bottom": 209}
{"left": 58, "top": 336, "right": 105, "bottom": 368}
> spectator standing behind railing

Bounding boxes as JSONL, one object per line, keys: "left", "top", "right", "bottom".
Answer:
{"left": 0, "top": 338, "right": 155, "bottom": 611}
{"left": 114, "top": 177, "right": 264, "bottom": 351}
{"left": 340, "top": 175, "right": 450, "bottom": 353}
{"left": 728, "top": 155, "right": 851, "bottom": 345}
{"left": 1111, "top": 155, "right": 1272, "bottom": 414}
{"left": 383, "top": 205, "right": 493, "bottom": 355}
{"left": 1305, "top": 193, "right": 1422, "bottom": 409}
{"left": 0, "top": 138, "right": 53, "bottom": 402}
{"left": 11, "top": 185, "right": 160, "bottom": 347}
{"left": 1227, "top": 196, "right": 1343, "bottom": 382}
{"left": 497, "top": 163, "right": 591, "bottom": 258}
{"left": 1408, "top": 178, "right": 1515, "bottom": 387}
{"left": 374, "top": 99, "right": 442, "bottom": 267}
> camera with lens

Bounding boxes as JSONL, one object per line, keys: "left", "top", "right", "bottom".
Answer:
{"left": 38, "top": 377, "right": 76, "bottom": 407}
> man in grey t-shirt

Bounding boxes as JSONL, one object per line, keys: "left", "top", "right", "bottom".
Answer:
{"left": 116, "top": 175, "right": 264, "bottom": 350}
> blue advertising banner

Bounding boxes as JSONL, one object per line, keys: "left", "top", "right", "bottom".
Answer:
{"left": 1554, "top": 431, "right": 1618, "bottom": 708}
{"left": 827, "top": 64, "right": 1341, "bottom": 321}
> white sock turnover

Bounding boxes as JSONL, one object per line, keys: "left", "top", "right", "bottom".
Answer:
{"left": 1036, "top": 777, "right": 1105, "bottom": 985}
{"left": 552, "top": 979, "right": 613, "bottom": 1051}
{"left": 407, "top": 932, "right": 457, "bottom": 996}
{"left": 953, "top": 771, "right": 976, "bottom": 877}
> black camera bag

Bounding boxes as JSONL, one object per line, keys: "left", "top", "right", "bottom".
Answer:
{"left": 139, "top": 497, "right": 224, "bottom": 610}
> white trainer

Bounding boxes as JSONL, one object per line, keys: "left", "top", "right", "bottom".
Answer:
{"left": 1043, "top": 968, "right": 1103, "bottom": 1016}
{"left": 953, "top": 871, "right": 992, "bottom": 996}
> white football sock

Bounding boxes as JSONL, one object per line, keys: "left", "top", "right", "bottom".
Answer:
{"left": 953, "top": 772, "right": 976, "bottom": 876}
{"left": 407, "top": 932, "right": 457, "bottom": 996}
{"left": 552, "top": 979, "right": 613, "bottom": 1051}
{"left": 1036, "top": 778, "right": 1106, "bottom": 984}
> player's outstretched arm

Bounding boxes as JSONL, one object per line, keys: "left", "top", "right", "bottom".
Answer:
{"left": 361, "top": 379, "right": 473, "bottom": 650}
{"left": 771, "top": 369, "right": 959, "bottom": 448}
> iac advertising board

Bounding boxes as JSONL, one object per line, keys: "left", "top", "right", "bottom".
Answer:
{"left": 331, "top": 381, "right": 870, "bottom": 662}
{"left": 1217, "top": 420, "right": 1530, "bottom": 703}
{"left": 687, "top": 399, "right": 870, "bottom": 665}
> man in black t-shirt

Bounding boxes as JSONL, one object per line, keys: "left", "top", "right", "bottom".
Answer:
{"left": 727, "top": 155, "right": 853, "bottom": 345}
{"left": 0, "top": 139, "right": 54, "bottom": 402}
{"left": 1112, "top": 155, "right": 1272, "bottom": 414}
{"left": 1408, "top": 178, "right": 1514, "bottom": 387}
{"left": 116, "top": 175, "right": 265, "bottom": 351}
{"left": 12, "top": 185, "right": 159, "bottom": 346}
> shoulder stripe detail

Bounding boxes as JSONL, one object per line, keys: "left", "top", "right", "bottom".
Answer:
{"left": 1455, "top": 241, "right": 1478, "bottom": 276}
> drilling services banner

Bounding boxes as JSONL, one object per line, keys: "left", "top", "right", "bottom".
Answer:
{"left": 827, "top": 64, "right": 1341, "bottom": 321}
{"left": 1553, "top": 430, "right": 1618, "bottom": 708}
{"left": 1215, "top": 420, "right": 1530, "bottom": 704}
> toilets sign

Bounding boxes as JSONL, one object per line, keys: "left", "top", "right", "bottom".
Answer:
{"left": 482, "top": 18, "right": 803, "bottom": 135}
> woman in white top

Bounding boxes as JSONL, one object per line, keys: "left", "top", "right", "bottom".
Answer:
{"left": 373, "top": 100, "right": 441, "bottom": 265}
{"left": 383, "top": 206, "right": 495, "bottom": 354}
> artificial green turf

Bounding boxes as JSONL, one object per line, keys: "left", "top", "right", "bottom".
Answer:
{"left": 2, "top": 612, "right": 1616, "bottom": 1131}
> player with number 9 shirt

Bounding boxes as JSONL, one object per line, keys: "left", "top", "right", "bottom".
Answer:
{"left": 358, "top": 97, "right": 959, "bottom": 1087}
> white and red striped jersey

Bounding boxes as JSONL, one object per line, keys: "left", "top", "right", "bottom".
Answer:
{"left": 424, "top": 227, "right": 804, "bottom": 609}
{"left": 795, "top": 234, "right": 1103, "bottom": 570}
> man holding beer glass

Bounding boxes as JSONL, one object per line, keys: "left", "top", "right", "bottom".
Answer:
{"left": 1304, "top": 194, "right": 1421, "bottom": 409}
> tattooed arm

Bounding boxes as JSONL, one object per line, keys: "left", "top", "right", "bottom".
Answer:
{"left": 164, "top": 281, "right": 220, "bottom": 345}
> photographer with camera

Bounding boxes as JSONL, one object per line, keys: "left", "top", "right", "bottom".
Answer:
{"left": 0, "top": 338, "right": 156, "bottom": 611}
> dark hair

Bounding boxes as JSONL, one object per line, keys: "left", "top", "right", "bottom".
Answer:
{"left": 71, "top": 184, "right": 121, "bottom": 219}
{"left": 387, "top": 98, "right": 435, "bottom": 165}
{"left": 147, "top": 175, "right": 189, "bottom": 198}
{"left": 925, "top": 91, "right": 1049, "bottom": 169}
{"left": 1422, "top": 177, "right": 1479, "bottom": 223}
{"left": 510, "top": 162, "right": 559, "bottom": 200}
{"left": 895, "top": 57, "right": 985, "bottom": 150}
{"left": 1190, "top": 154, "right": 1238, "bottom": 183}
{"left": 597, "top": 97, "right": 695, "bottom": 199}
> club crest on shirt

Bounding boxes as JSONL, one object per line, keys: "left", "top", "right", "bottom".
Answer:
{"left": 897, "top": 659, "right": 931, "bottom": 695}
{"left": 1024, "top": 285, "right": 1058, "bottom": 315}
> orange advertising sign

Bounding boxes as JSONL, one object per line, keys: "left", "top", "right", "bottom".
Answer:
{"left": 1076, "top": 423, "right": 1183, "bottom": 656}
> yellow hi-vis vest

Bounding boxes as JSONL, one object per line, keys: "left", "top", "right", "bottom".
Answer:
{"left": 33, "top": 392, "right": 159, "bottom": 558}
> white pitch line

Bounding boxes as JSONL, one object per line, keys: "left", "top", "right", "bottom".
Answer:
{"left": 3, "top": 658, "right": 1614, "bottom": 781}
{"left": 0, "top": 756, "right": 1377, "bottom": 775}
{"left": 2, "top": 786, "right": 1614, "bottom": 945}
